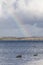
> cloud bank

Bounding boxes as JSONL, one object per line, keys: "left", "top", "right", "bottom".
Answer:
{"left": 0, "top": 0, "right": 43, "bottom": 37}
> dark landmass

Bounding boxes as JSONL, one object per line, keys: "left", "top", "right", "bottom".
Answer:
{"left": 0, "top": 37, "right": 43, "bottom": 41}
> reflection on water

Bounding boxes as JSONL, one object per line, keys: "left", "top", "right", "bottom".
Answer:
{"left": 0, "top": 41, "right": 43, "bottom": 65}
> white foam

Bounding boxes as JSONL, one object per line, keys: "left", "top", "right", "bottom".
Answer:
{"left": 24, "top": 60, "right": 43, "bottom": 65}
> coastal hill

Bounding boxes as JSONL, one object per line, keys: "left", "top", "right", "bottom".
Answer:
{"left": 0, "top": 37, "right": 43, "bottom": 41}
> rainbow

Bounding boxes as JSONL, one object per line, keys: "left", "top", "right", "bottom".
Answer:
{"left": 11, "top": 13, "right": 29, "bottom": 37}
{"left": 2, "top": 0, "right": 29, "bottom": 37}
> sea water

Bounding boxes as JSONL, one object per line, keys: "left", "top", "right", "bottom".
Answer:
{"left": 0, "top": 41, "right": 43, "bottom": 65}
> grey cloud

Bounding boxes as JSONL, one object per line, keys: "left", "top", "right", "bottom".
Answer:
{"left": 0, "top": 14, "right": 24, "bottom": 37}
{"left": 12, "top": 0, "right": 43, "bottom": 28}
{"left": 16, "top": 11, "right": 43, "bottom": 28}
{"left": 13, "top": 0, "right": 19, "bottom": 10}
{"left": 13, "top": 2, "right": 18, "bottom": 9}
{"left": 0, "top": 29, "right": 24, "bottom": 37}
{"left": 24, "top": 24, "right": 43, "bottom": 37}
{"left": 0, "top": 0, "right": 43, "bottom": 37}
{"left": 25, "top": 0, "right": 30, "bottom": 5}
{"left": 0, "top": 16, "right": 18, "bottom": 29}
{"left": 37, "top": 21, "right": 43, "bottom": 28}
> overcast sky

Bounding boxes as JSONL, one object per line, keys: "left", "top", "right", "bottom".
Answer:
{"left": 0, "top": 0, "right": 43, "bottom": 37}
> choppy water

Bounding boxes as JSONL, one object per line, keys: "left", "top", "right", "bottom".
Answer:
{"left": 0, "top": 41, "right": 43, "bottom": 65}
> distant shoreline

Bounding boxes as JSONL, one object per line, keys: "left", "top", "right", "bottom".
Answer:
{"left": 0, "top": 37, "right": 43, "bottom": 41}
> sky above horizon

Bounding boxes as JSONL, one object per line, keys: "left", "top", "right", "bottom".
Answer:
{"left": 0, "top": 0, "right": 43, "bottom": 37}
